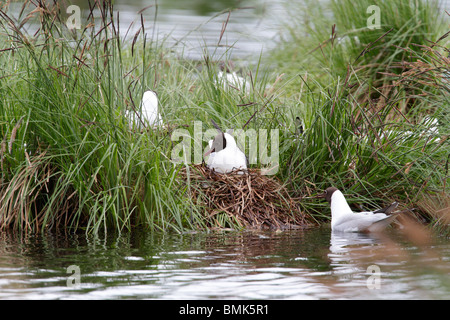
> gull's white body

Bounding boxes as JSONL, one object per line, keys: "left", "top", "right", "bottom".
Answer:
{"left": 365, "top": 116, "right": 441, "bottom": 144}
{"left": 206, "top": 133, "right": 247, "bottom": 174}
{"left": 217, "top": 71, "right": 250, "bottom": 92}
{"left": 127, "top": 91, "right": 162, "bottom": 128}
{"left": 330, "top": 190, "right": 398, "bottom": 233}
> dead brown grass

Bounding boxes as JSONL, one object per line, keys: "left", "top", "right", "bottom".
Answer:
{"left": 181, "top": 164, "right": 314, "bottom": 230}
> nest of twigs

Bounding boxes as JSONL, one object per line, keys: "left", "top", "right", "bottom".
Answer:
{"left": 181, "top": 164, "right": 313, "bottom": 230}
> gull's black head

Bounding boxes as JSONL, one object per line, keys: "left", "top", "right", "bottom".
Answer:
{"left": 317, "top": 187, "right": 339, "bottom": 204}
{"left": 204, "top": 132, "right": 227, "bottom": 156}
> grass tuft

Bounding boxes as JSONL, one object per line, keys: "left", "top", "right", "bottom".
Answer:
{"left": 0, "top": 0, "right": 448, "bottom": 234}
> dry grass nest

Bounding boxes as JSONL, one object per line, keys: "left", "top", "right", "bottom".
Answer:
{"left": 181, "top": 164, "right": 314, "bottom": 230}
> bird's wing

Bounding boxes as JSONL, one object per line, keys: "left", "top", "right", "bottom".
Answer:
{"left": 221, "top": 149, "right": 247, "bottom": 170}
{"left": 333, "top": 211, "right": 392, "bottom": 232}
{"left": 373, "top": 202, "right": 398, "bottom": 214}
{"left": 366, "top": 213, "right": 400, "bottom": 232}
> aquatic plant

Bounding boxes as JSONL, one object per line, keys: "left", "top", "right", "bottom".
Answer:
{"left": 0, "top": 0, "right": 201, "bottom": 233}
{"left": 270, "top": 0, "right": 447, "bottom": 96}
{"left": 272, "top": 0, "right": 449, "bottom": 230}
{"left": 0, "top": 0, "right": 283, "bottom": 233}
{"left": 0, "top": 0, "right": 447, "bottom": 234}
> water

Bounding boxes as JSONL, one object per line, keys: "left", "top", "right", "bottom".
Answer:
{"left": 0, "top": 227, "right": 448, "bottom": 300}
{"left": 100, "top": 0, "right": 284, "bottom": 61}
{"left": 11, "top": 0, "right": 450, "bottom": 62}
{"left": 9, "top": 0, "right": 283, "bottom": 61}
{"left": 2, "top": 0, "right": 449, "bottom": 301}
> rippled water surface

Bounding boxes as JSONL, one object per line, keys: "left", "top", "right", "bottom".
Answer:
{"left": 8, "top": 0, "right": 283, "bottom": 61}
{"left": 0, "top": 227, "right": 448, "bottom": 299}
{"left": 2, "top": 0, "right": 449, "bottom": 300}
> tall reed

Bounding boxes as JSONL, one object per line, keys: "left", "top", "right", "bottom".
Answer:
{"left": 0, "top": 0, "right": 447, "bottom": 234}
{"left": 0, "top": 0, "right": 282, "bottom": 233}
{"left": 270, "top": 0, "right": 447, "bottom": 96}
{"left": 271, "top": 0, "right": 449, "bottom": 228}
{"left": 0, "top": 1, "right": 201, "bottom": 233}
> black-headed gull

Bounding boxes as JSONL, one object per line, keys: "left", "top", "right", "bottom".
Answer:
{"left": 204, "top": 121, "right": 247, "bottom": 174}
{"left": 126, "top": 90, "right": 163, "bottom": 129}
{"left": 215, "top": 61, "right": 250, "bottom": 93}
{"left": 318, "top": 187, "right": 399, "bottom": 233}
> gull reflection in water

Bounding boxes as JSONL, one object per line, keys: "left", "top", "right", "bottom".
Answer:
{"left": 327, "top": 231, "right": 388, "bottom": 292}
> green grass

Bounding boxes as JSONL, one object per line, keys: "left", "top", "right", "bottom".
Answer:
{"left": 270, "top": 0, "right": 449, "bottom": 228}
{"left": 269, "top": 0, "right": 447, "bottom": 96}
{"left": 0, "top": 1, "right": 281, "bottom": 233}
{"left": 0, "top": 0, "right": 448, "bottom": 234}
{"left": 279, "top": 74, "right": 448, "bottom": 219}
{"left": 0, "top": 1, "right": 199, "bottom": 233}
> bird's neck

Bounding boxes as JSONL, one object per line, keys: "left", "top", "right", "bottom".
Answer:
{"left": 223, "top": 133, "right": 236, "bottom": 149}
{"left": 331, "top": 190, "right": 353, "bottom": 217}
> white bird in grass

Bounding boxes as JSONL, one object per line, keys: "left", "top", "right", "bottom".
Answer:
{"left": 318, "top": 187, "right": 399, "bottom": 233}
{"left": 204, "top": 120, "right": 247, "bottom": 174}
{"left": 215, "top": 61, "right": 250, "bottom": 93}
{"left": 217, "top": 71, "right": 249, "bottom": 91}
{"left": 126, "top": 90, "right": 163, "bottom": 129}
